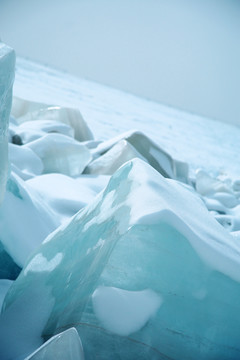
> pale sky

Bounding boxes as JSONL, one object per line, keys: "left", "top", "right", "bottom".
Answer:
{"left": 0, "top": 0, "right": 240, "bottom": 126}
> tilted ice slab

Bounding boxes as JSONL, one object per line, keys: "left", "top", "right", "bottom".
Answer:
{"left": 85, "top": 139, "right": 147, "bottom": 176}
{"left": 11, "top": 96, "right": 94, "bottom": 142}
{"left": 0, "top": 43, "right": 15, "bottom": 203}
{"left": 25, "top": 328, "right": 84, "bottom": 360}
{"left": 86, "top": 130, "right": 188, "bottom": 181}
{"left": 2, "top": 159, "right": 240, "bottom": 359}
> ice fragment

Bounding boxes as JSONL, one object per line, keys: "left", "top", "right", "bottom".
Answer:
{"left": 3, "top": 159, "right": 240, "bottom": 360}
{"left": 0, "top": 43, "right": 15, "bottom": 203}
{"left": 24, "top": 328, "right": 84, "bottom": 360}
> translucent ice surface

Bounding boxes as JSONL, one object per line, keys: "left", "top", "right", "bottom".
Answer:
{"left": 0, "top": 42, "right": 15, "bottom": 203}
{"left": 25, "top": 328, "right": 84, "bottom": 360}
{"left": 3, "top": 159, "right": 240, "bottom": 360}
{"left": 0, "top": 280, "right": 13, "bottom": 311}
{"left": 0, "top": 284, "right": 54, "bottom": 360}
{"left": 90, "top": 130, "right": 188, "bottom": 181}
{"left": 0, "top": 241, "right": 21, "bottom": 280}
{"left": 85, "top": 139, "right": 146, "bottom": 175}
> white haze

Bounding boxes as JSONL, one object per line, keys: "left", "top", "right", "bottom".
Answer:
{"left": 0, "top": 0, "right": 240, "bottom": 125}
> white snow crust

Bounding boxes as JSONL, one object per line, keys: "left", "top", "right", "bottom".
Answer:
{"left": 92, "top": 286, "right": 162, "bottom": 336}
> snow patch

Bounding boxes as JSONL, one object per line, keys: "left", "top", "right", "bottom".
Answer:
{"left": 92, "top": 286, "right": 162, "bottom": 336}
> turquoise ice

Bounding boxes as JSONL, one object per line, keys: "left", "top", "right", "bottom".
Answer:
{"left": 2, "top": 159, "right": 240, "bottom": 359}
{"left": 0, "top": 241, "right": 21, "bottom": 280}
{"left": 0, "top": 42, "right": 15, "bottom": 204}
{"left": 0, "top": 43, "right": 18, "bottom": 282}
{"left": 25, "top": 328, "right": 84, "bottom": 360}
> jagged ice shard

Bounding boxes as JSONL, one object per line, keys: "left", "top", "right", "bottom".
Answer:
{"left": 25, "top": 328, "right": 85, "bottom": 360}
{"left": 85, "top": 130, "right": 188, "bottom": 181}
{"left": 11, "top": 96, "right": 94, "bottom": 142}
{"left": 0, "top": 43, "right": 15, "bottom": 204}
{"left": 2, "top": 159, "right": 240, "bottom": 360}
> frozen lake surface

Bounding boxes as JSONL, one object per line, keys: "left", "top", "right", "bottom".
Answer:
{"left": 14, "top": 57, "right": 240, "bottom": 179}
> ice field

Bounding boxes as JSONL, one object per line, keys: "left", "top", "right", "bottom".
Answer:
{"left": 1, "top": 43, "right": 240, "bottom": 359}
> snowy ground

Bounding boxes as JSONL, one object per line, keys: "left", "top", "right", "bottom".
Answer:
{"left": 14, "top": 57, "right": 240, "bottom": 179}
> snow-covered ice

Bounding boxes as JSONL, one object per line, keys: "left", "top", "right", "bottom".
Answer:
{"left": 24, "top": 133, "right": 92, "bottom": 176}
{"left": 0, "top": 53, "right": 240, "bottom": 359}
{"left": 27, "top": 173, "right": 109, "bottom": 223}
{"left": 12, "top": 97, "right": 93, "bottom": 142}
{"left": 3, "top": 159, "right": 240, "bottom": 359}
{"left": 13, "top": 57, "right": 240, "bottom": 179}
{"left": 0, "top": 171, "right": 59, "bottom": 267}
{"left": 14, "top": 119, "right": 74, "bottom": 144}
{"left": 86, "top": 130, "right": 188, "bottom": 181}
{"left": 9, "top": 143, "right": 43, "bottom": 180}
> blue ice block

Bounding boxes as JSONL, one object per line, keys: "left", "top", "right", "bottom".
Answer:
{"left": 2, "top": 159, "right": 240, "bottom": 359}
